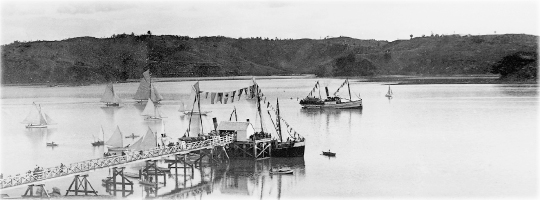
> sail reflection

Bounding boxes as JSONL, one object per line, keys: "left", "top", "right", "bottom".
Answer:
{"left": 100, "top": 106, "right": 121, "bottom": 122}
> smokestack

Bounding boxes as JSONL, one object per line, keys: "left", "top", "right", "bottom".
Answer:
{"left": 213, "top": 117, "right": 218, "bottom": 131}
{"left": 325, "top": 87, "right": 330, "bottom": 97}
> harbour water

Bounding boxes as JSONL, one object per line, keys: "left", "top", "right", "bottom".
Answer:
{"left": 0, "top": 78, "right": 538, "bottom": 199}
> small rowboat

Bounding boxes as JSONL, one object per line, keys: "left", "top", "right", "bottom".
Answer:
{"left": 269, "top": 169, "right": 293, "bottom": 174}
{"left": 123, "top": 172, "right": 140, "bottom": 178}
{"left": 139, "top": 180, "right": 158, "bottom": 186}
{"left": 322, "top": 150, "right": 336, "bottom": 157}
{"left": 125, "top": 133, "right": 140, "bottom": 139}
{"left": 46, "top": 142, "right": 58, "bottom": 147}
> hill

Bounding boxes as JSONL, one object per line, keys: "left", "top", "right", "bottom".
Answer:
{"left": 1, "top": 34, "right": 537, "bottom": 84}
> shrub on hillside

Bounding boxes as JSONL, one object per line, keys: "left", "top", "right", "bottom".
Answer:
{"left": 490, "top": 51, "right": 537, "bottom": 80}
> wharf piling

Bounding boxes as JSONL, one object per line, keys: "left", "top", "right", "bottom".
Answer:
{"left": 103, "top": 167, "right": 133, "bottom": 197}
{"left": 22, "top": 184, "right": 49, "bottom": 198}
{"left": 65, "top": 174, "right": 97, "bottom": 196}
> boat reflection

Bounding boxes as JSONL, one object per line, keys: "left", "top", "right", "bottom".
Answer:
{"left": 299, "top": 107, "right": 362, "bottom": 116}
{"left": 133, "top": 157, "right": 306, "bottom": 199}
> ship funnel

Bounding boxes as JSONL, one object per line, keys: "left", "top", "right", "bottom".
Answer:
{"left": 325, "top": 87, "right": 330, "bottom": 97}
{"left": 213, "top": 117, "right": 218, "bottom": 131}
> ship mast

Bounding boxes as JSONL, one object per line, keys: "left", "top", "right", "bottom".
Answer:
{"left": 276, "top": 98, "right": 283, "bottom": 142}
{"left": 256, "top": 84, "right": 264, "bottom": 133}
{"left": 197, "top": 84, "right": 203, "bottom": 134}
{"left": 347, "top": 78, "right": 352, "bottom": 100}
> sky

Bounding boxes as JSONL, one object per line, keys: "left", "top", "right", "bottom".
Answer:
{"left": 0, "top": 0, "right": 538, "bottom": 44}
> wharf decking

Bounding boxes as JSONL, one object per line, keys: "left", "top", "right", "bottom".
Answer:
{"left": 0, "top": 135, "right": 234, "bottom": 189}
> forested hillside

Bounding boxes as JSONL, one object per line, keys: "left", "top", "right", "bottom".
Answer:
{"left": 1, "top": 33, "right": 537, "bottom": 84}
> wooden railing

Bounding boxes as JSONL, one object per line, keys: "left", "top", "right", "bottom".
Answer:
{"left": 0, "top": 135, "right": 234, "bottom": 189}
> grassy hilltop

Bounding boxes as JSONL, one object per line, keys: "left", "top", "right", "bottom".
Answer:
{"left": 1, "top": 33, "right": 537, "bottom": 84}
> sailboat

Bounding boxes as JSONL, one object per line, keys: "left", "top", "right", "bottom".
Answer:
{"left": 133, "top": 70, "right": 163, "bottom": 103}
{"left": 299, "top": 79, "right": 362, "bottom": 109}
{"left": 385, "top": 85, "right": 393, "bottom": 98}
{"left": 182, "top": 82, "right": 213, "bottom": 138}
{"left": 22, "top": 102, "right": 55, "bottom": 128}
{"left": 141, "top": 98, "right": 165, "bottom": 120}
{"left": 105, "top": 126, "right": 126, "bottom": 156}
{"left": 92, "top": 126, "right": 105, "bottom": 146}
{"left": 100, "top": 83, "right": 122, "bottom": 106}
{"left": 128, "top": 127, "right": 158, "bottom": 151}
{"left": 179, "top": 85, "right": 211, "bottom": 115}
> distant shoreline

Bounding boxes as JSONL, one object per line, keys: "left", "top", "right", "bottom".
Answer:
{"left": 125, "top": 74, "right": 317, "bottom": 83}
{"left": 1, "top": 74, "right": 537, "bottom": 87}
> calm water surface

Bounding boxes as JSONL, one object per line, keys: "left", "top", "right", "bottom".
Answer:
{"left": 0, "top": 79, "right": 537, "bottom": 199}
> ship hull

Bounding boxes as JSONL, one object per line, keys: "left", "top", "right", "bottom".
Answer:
{"left": 26, "top": 124, "right": 47, "bottom": 128}
{"left": 271, "top": 141, "right": 305, "bottom": 157}
{"left": 300, "top": 100, "right": 362, "bottom": 109}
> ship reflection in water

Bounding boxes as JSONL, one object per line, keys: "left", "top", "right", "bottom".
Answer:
{"left": 128, "top": 157, "right": 305, "bottom": 199}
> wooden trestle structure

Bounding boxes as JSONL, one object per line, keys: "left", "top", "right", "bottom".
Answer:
{"left": 0, "top": 135, "right": 234, "bottom": 189}
{"left": 227, "top": 138, "right": 273, "bottom": 159}
{"left": 103, "top": 167, "right": 133, "bottom": 197}
{"left": 22, "top": 184, "right": 49, "bottom": 198}
{"left": 65, "top": 174, "right": 98, "bottom": 196}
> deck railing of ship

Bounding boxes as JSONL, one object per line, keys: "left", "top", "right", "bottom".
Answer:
{"left": 0, "top": 135, "right": 234, "bottom": 189}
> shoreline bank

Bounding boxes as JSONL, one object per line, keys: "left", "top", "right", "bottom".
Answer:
{"left": 1, "top": 74, "right": 537, "bottom": 87}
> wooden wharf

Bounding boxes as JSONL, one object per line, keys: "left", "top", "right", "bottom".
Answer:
{"left": 0, "top": 135, "right": 234, "bottom": 189}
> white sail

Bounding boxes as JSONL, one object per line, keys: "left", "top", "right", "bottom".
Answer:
{"left": 151, "top": 85, "right": 163, "bottom": 102}
{"left": 22, "top": 103, "right": 42, "bottom": 125}
{"left": 105, "top": 126, "right": 124, "bottom": 148}
{"left": 141, "top": 99, "right": 156, "bottom": 116}
{"left": 99, "top": 126, "right": 105, "bottom": 141}
{"left": 93, "top": 126, "right": 105, "bottom": 142}
{"left": 100, "top": 83, "right": 122, "bottom": 104}
{"left": 22, "top": 103, "right": 53, "bottom": 126}
{"left": 44, "top": 113, "right": 56, "bottom": 125}
{"left": 178, "top": 101, "right": 186, "bottom": 112}
{"left": 185, "top": 85, "right": 200, "bottom": 113}
{"left": 134, "top": 70, "right": 163, "bottom": 102}
{"left": 129, "top": 127, "right": 157, "bottom": 151}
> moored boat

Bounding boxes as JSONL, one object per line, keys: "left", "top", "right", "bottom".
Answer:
{"left": 46, "top": 142, "right": 58, "bottom": 147}
{"left": 271, "top": 98, "right": 305, "bottom": 157}
{"left": 123, "top": 172, "right": 140, "bottom": 178}
{"left": 322, "top": 150, "right": 336, "bottom": 156}
{"left": 269, "top": 168, "right": 293, "bottom": 174}
{"left": 300, "top": 79, "right": 362, "bottom": 109}
{"left": 92, "top": 126, "right": 105, "bottom": 146}
{"left": 139, "top": 180, "right": 158, "bottom": 186}
{"left": 385, "top": 85, "right": 393, "bottom": 98}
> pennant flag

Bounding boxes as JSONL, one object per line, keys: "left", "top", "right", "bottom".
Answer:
{"left": 217, "top": 93, "right": 223, "bottom": 104}
{"left": 210, "top": 93, "right": 216, "bottom": 104}
{"left": 238, "top": 89, "right": 243, "bottom": 99}
{"left": 193, "top": 82, "right": 200, "bottom": 93}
